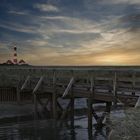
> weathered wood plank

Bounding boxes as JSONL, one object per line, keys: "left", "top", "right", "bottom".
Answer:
{"left": 20, "top": 75, "right": 30, "bottom": 91}
{"left": 32, "top": 76, "right": 44, "bottom": 94}
{"left": 62, "top": 77, "right": 74, "bottom": 98}
{"left": 52, "top": 70, "right": 57, "bottom": 119}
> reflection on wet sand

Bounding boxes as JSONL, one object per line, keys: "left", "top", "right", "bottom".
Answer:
{"left": 0, "top": 115, "right": 112, "bottom": 140}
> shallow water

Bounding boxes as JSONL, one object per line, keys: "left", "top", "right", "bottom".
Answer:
{"left": 0, "top": 100, "right": 125, "bottom": 140}
{"left": 0, "top": 110, "right": 125, "bottom": 140}
{"left": 0, "top": 116, "right": 112, "bottom": 140}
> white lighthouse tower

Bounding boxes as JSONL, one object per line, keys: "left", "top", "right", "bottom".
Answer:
{"left": 13, "top": 45, "right": 18, "bottom": 64}
{"left": 5, "top": 43, "right": 27, "bottom": 65}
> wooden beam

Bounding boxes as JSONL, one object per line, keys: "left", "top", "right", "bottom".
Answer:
{"left": 33, "top": 76, "right": 44, "bottom": 119}
{"left": 92, "top": 108, "right": 99, "bottom": 122}
{"left": 70, "top": 97, "right": 74, "bottom": 128}
{"left": 37, "top": 98, "right": 49, "bottom": 112}
{"left": 106, "top": 102, "right": 112, "bottom": 113}
{"left": 88, "top": 74, "right": 94, "bottom": 131}
{"left": 62, "top": 77, "right": 74, "bottom": 98}
{"left": 52, "top": 70, "right": 57, "bottom": 119}
{"left": 60, "top": 101, "right": 71, "bottom": 119}
{"left": 90, "top": 76, "right": 94, "bottom": 93}
{"left": 20, "top": 75, "right": 30, "bottom": 91}
{"left": 132, "top": 72, "right": 136, "bottom": 95}
{"left": 57, "top": 100, "right": 63, "bottom": 111}
{"left": 70, "top": 70, "right": 74, "bottom": 128}
{"left": 33, "top": 94, "right": 38, "bottom": 120}
{"left": 32, "top": 76, "right": 44, "bottom": 94}
{"left": 135, "top": 96, "right": 140, "bottom": 108}
{"left": 113, "top": 72, "right": 117, "bottom": 106}
{"left": 87, "top": 99, "right": 93, "bottom": 131}
{"left": 16, "top": 83, "right": 20, "bottom": 104}
{"left": 98, "top": 102, "right": 112, "bottom": 125}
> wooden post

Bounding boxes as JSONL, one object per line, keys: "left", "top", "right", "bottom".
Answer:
{"left": 34, "top": 93, "right": 38, "bottom": 120}
{"left": 88, "top": 74, "right": 94, "bottom": 132}
{"left": 102, "top": 102, "right": 112, "bottom": 125}
{"left": 60, "top": 101, "right": 71, "bottom": 120}
{"left": 90, "top": 74, "right": 94, "bottom": 93}
{"left": 106, "top": 102, "right": 112, "bottom": 113}
{"left": 113, "top": 72, "right": 117, "bottom": 107}
{"left": 70, "top": 70, "right": 74, "bottom": 129}
{"left": 33, "top": 76, "right": 44, "bottom": 119}
{"left": 50, "top": 95, "right": 53, "bottom": 117}
{"left": 52, "top": 70, "right": 57, "bottom": 119}
{"left": 87, "top": 98, "right": 93, "bottom": 136}
{"left": 105, "top": 102, "right": 112, "bottom": 136}
{"left": 16, "top": 83, "right": 20, "bottom": 104}
{"left": 70, "top": 96, "right": 74, "bottom": 128}
{"left": 132, "top": 71, "right": 136, "bottom": 95}
{"left": 135, "top": 97, "right": 140, "bottom": 108}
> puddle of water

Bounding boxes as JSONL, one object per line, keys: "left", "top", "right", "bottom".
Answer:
{"left": 0, "top": 116, "right": 112, "bottom": 140}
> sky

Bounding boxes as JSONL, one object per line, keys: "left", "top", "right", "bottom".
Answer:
{"left": 0, "top": 0, "right": 140, "bottom": 65}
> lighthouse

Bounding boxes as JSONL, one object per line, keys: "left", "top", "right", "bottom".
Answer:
{"left": 5, "top": 43, "right": 27, "bottom": 65}
{"left": 13, "top": 45, "right": 18, "bottom": 64}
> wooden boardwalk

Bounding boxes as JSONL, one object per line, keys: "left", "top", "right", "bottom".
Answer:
{"left": 0, "top": 66, "right": 140, "bottom": 136}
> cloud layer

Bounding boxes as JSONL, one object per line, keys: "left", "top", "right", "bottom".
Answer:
{"left": 34, "top": 3, "right": 59, "bottom": 12}
{"left": 0, "top": 0, "right": 140, "bottom": 65}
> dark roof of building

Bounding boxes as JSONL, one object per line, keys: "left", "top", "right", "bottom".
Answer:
{"left": 6, "top": 60, "right": 13, "bottom": 64}
{"left": 19, "top": 59, "right": 26, "bottom": 64}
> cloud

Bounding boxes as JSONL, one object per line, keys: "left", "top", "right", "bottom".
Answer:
{"left": 8, "top": 10, "right": 29, "bottom": 15}
{"left": 0, "top": 22, "right": 36, "bottom": 34}
{"left": 34, "top": 3, "right": 59, "bottom": 12}
{"left": 26, "top": 40, "right": 48, "bottom": 47}
{"left": 51, "top": 28, "right": 101, "bottom": 34}
{"left": 0, "top": 0, "right": 140, "bottom": 65}
{"left": 119, "top": 14, "right": 140, "bottom": 30}
{"left": 101, "top": 0, "right": 140, "bottom": 5}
